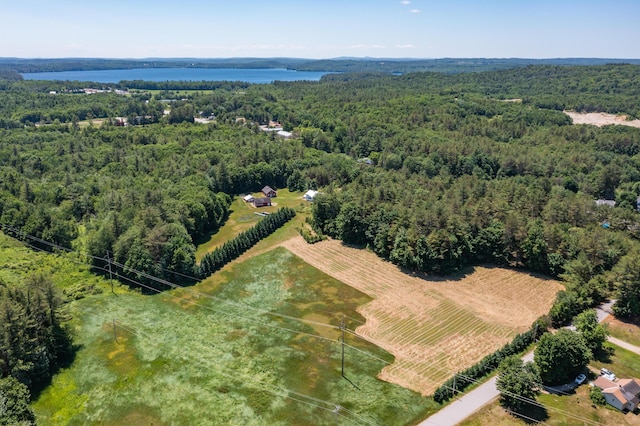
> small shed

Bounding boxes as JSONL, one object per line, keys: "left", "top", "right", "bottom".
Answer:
{"left": 303, "top": 190, "right": 318, "bottom": 201}
{"left": 596, "top": 199, "right": 616, "bottom": 207}
{"left": 243, "top": 194, "right": 255, "bottom": 203}
{"left": 253, "top": 197, "right": 272, "bottom": 208}
{"left": 262, "top": 186, "right": 277, "bottom": 198}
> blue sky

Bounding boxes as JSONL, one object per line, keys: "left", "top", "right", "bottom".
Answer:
{"left": 2, "top": 0, "right": 639, "bottom": 59}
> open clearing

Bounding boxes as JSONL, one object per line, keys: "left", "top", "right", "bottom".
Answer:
{"left": 33, "top": 246, "right": 435, "bottom": 425}
{"left": 564, "top": 111, "right": 640, "bottom": 128}
{"left": 195, "top": 189, "right": 310, "bottom": 261}
{"left": 282, "top": 237, "right": 563, "bottom": 395}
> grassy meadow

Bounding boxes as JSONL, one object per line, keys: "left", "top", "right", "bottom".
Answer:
{"left": 29, "top": 243, "right": 435, "bottom": 425}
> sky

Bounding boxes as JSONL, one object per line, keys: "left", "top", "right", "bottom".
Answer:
{"left": 2, "top": 0, "right": 639, "bottom": 59}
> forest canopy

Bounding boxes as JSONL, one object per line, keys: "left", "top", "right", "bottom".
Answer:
{"left": 1, "top": 64, "right": 640, "bottom": 324}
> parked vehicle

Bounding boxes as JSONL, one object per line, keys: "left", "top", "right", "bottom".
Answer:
{"left": 600, "top": 368, "right": 616, "bottom": 381}
{"left": 575, "top": 373, "right": 587, "bottom": 385}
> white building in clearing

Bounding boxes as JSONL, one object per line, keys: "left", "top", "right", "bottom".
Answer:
{"left": 303, "top": 190, "right": 319, "bottom": 201}
{"left": 243, "top": 194, "right": 255, "bottom": 203}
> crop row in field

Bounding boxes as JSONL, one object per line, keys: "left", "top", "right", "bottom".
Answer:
{"left": 282, "top": 236, "right": 563, "bottom": 395}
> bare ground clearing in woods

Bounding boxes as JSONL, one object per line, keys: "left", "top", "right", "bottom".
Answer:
{"left": 281, "top": 236, "right": 563, "bottom": 395}
{"left": 564, "top": 111, "right": 640, "bottom": 128}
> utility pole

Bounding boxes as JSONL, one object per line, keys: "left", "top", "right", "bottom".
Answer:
{"left": 333, "top": 405, "right": 341, "bottom": 426}
{"left": 106, "top": 251, "right": 114, "bottom": 294}
{"left": 340, "top": 315, "right": 345, "bottom": 378}
{"left": 113, "top": 319, "right": 118, "bottom": 343}
{"left": 452, "top": 373, "right": 456, "bottom": 399}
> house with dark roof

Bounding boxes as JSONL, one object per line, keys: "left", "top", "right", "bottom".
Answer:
{"left": 593, "top": 376, "right": 640, "bottom": 411}
{"left": 253, "top": 197, "right": 272, "bottom": 208}
{"left": 262, "top": 186, "right": 277, "bottom": 198}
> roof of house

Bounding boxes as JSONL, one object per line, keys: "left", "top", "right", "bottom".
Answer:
{"left": 603, "top": 387, "right": 640, "bottom": 407}
{"left": 262, "top": 186, "right": 275, "bottom": 193}
{"left": 254, "top": 197, "right": 271, "bottom": 203}
{"left": 596, "top": 377, "right": 640, "bottom": 408}
{"left": 620, "top": 378, "right": 640, "bottom": 396}
{"left": 304, "top": 190, "right": 318, "bottom": 197}
{"left": 243, "top": 194, "right": 255, "bottom": 201}
{"left": 593, "top": 376, "right": 617, "bottom": 390}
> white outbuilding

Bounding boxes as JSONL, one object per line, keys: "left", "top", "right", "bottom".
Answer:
{"left": 303, "top": 190, "right": 319, "bottom": 201}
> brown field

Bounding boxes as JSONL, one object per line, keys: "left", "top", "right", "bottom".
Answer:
{"left": 281, "top": 236, "right": 563, "bottom": 395}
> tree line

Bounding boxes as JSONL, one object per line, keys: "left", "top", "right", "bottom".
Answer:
{"left": 197, "top": 207, "right": 296, "bottom": 278}
{"left": 0, "top": 274, "right": 73, "bottom": 424}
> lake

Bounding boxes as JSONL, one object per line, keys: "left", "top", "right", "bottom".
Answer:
{"left": 21, "top": 68, "right": 331, "bottom": 84}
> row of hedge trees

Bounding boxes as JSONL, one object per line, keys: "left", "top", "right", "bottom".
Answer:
{"left": 432, "top": 318, "right": 546, "bottom": 403}
{"left": 197, "top": 207, "right": 296, "bottom": 278}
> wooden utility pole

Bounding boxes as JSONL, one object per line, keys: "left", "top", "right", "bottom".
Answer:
{"left": 113, "top": 319, "right": 118, "bottom": 343}
{"left": 340, "top": 315, "right": 345, "bottom": 378}
{"left": 452, "top": 373, "right": 456, "bottom": 398}
{"left": 333, "top": 405, "right": 340, "bottom": 426}
{"left": 106, "top": 251, "right": 114, "bottom": 294}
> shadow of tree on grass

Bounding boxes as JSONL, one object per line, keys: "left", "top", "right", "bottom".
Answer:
{"left": 504, "top": 401, "right": 549, "bottom": 424}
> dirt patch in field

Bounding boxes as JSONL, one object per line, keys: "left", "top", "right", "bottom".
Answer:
{"left": 281, "top": 236, "right": 563, "bottom": 395}
{"left": 564, "top": 111, "right": 640, "bottom": 128}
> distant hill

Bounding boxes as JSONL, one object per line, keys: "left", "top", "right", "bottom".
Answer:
{"left": 2, "top": 57, "right": 640, "bottom": 75}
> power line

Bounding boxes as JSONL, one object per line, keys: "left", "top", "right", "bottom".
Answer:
{"left": 4, "top": 223, "right": 601, "bottom": 425}
{"left": 0, "top": 222, "right": 354, "bottom": 332}
{"left": 456, "top": 372, "right": 607, "bottom": 426}
{"left": 113, "top": 319, "right": 377, "bottom": 426}
{"left": 0, "top": 224, "right": 396, "bottom": 367}
{"left": 0, "top": 223, "right": 499, "bottom": 392}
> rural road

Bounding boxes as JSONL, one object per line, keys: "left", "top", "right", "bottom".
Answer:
{"left": 418, "top": 351, "right": 535, "bottom": 426}
{"left": 418, "top": 301, "right": 624, "bottom": 426}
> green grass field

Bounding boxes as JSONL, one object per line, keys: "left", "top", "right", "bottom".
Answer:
{"left": 30, "top": 245, "right": 436, "bottom": 425}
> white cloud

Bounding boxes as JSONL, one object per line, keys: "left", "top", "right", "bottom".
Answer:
{"left": 350, "top": 44, "right": 387, "bottom": 50}
{"left": 400, "top": 1, "right": 411, "bottom": 4}
{"left": 395, "top": 44, "right": 415, "bottom": 49}
{"left": 410, "top": 9, "right": 421, "bottom": 13}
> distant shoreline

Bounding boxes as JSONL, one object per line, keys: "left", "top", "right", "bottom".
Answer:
{"left": 21, "top": 68, "right": 331, "bottom": 84}
{"left": 5, "top": 57, "right": 640, "bottom": 76}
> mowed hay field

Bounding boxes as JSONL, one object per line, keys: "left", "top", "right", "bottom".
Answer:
{"left": 282, "top": 237, "right": 563, "bottom": 395}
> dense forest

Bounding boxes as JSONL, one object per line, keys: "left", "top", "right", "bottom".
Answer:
{"left": 3, "top": 64, "right": 640, "bottom": 415}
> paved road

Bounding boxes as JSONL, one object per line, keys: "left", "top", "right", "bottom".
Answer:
{"left": 418, "top": 351, "right": 535, "bottom": 426}
{"left": 608, "top": 336, "right": 640, "bottom": 355}
{"left": 418, "top": 376, "right": 499, "bottom": 426}
{"left": 419, "top": 303, "right": 618, "bottom": 426}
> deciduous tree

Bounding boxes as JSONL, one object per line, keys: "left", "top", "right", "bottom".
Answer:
{"left": 534, "top": 329, "right": 591, "bottom": 385}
